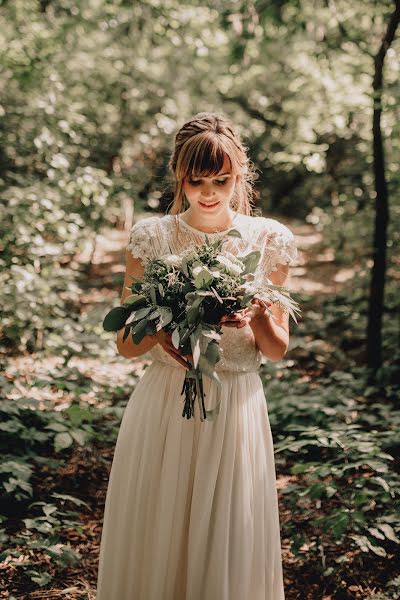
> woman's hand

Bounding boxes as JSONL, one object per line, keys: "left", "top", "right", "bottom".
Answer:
{"left": 153, "top": 329, "right": 193, "bottom": 370}
{"left": 242, "top": 298, "right": 273, "bottom": 323}
{"left": 219, "top": 299, "right": 272, "bottom": 328}
{"left": 219, "top": 310, "right": 250, "bottom": 328}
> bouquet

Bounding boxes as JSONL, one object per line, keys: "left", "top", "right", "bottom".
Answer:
{"left": 103, "top": 228, "right": 301, "bottom": 422}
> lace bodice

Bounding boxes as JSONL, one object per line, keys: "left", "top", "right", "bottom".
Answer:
{"left": 126, "top": 212, "right": 298, "bottom": 372}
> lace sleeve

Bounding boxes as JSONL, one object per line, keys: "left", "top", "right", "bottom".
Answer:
{"left": 257, "top": 218, "right": 298, "bottom": 275}
{"left": 126, "top": 216, "right": 162, "bottom": 266}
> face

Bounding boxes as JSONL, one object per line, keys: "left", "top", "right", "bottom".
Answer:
{"left": 182, "top": 154, "right": 238, "bottom": 218}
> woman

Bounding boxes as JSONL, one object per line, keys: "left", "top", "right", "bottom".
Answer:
{"left": 96, "top": 111, "right": 298, "bottom": 599}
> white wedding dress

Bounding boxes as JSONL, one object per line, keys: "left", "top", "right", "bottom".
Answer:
{"left": 96, "top": 212, "right": 298, "bottom": 600}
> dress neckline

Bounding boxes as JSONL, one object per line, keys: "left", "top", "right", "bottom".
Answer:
{"left": 175, "top": 211, "right": 240, "bottom": 235}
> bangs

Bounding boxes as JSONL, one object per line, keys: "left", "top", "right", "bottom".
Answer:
{"left": 178, "top": 133, "right": 235, "bottom": 180}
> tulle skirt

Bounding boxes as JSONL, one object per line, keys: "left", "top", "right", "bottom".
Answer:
{"left": 96, "top": 360, "right": 285, "bottom": 600}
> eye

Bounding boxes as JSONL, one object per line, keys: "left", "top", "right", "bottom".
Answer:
{"left": 187, "top": 177, "right": 229, "bottom": 186}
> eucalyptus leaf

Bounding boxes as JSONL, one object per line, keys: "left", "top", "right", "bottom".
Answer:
{"left": 132, "top": 318, "right": 149, "bottom": 344}
{"left": 102, "top": 306, "right": 130, "bottom": 331}
{"left": 126, "top": 306, "right": 152, "bottom": 324}
{"left": 124, "top": 294, "right": 147, "bottom": 306}
{"left": 149, "top": 286, "right": 157, "bottom": 304}
{"left": 194, "top": 269, "right": 213, "bottom": 289}
{"left": 205, "top": 341, "right": 220, "bottom": 365}
{"left": 172, "top": 327, "right": 180, "bottom": 349}
{"left": 157, "top": 307, "right": 173, "bottom": 329}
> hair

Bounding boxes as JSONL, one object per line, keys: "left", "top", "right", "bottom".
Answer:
{"left": 167, "top": 112, "right": 259, "bottom": 216}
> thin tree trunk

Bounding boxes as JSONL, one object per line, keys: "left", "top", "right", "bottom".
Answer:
{"left": 367, "top": 0, "right": 400, "bottom": 371}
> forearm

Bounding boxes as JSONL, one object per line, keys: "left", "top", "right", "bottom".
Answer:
{"left": 116, "top": 328, "right": 158, "bottom": 359}
{"left": 249, "top": 312, "right": 289, "bottom": 361}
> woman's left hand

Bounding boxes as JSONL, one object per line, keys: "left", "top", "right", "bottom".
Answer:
{"left": 219, "top": 299, "right": 272, "bottom": 328}
{"left": 241, "top": 299, "right": 272, "bottom": 323}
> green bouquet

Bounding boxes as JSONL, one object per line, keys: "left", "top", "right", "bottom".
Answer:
{"left": 103, "top": 229, "right": 301, "bottom": 422}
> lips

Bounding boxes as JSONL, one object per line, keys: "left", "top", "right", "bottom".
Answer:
{"left": 199, "top": 201, "right": 219, "bottom": 208}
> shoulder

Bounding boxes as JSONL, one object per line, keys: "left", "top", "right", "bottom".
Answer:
{"left": 128, "top": 215, "right": 161, "bottom": 237}
{"left": 127, "top": 215, "right": 165, "bottom": 262}
{"left": 257, "top": 216, "right": 295, "bottom": 241}
{"left": 256, "top": 216, "right": 298, "bottom": 267}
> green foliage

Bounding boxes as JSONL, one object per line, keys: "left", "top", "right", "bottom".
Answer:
{"left": 263, "top": 364, "right": 400, "bottom": 577}
{"left": 0, "top": 362, "right": 133, "bottom": 592}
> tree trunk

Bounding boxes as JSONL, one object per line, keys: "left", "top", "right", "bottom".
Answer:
{"left": 367, "top": 0, "right": 400, "bottom": 371}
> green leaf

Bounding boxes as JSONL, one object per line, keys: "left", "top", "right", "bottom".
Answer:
{"left": 371, "top": 476, "right": 390, "bottom": 492}
{"left": 122, "top": 325, "right": 131, "bottom": 342}
{"left": 226, "top": 228, "right": 242, "bottom": 238}
{"left": 44, "top": 422, "right": 68, "bottom": 433}
{"left": 54, "top": 432, "right": 73, "bottom": 452}
{"left": 149, "top": 285, "right": 157, "bottom": 304}
{"left": 210, "top": 286, "right": 223, "bottom": 303}
{"left": 124, "top": 294, "right": 146, "bottom": 306}
{"left": 365, "top": 538, "right": 387, "bottom": 557}
{"left": 70, "top": 429, "right": 87, "bottom": 446}
{"left": 126, "top": 306, "right": 152, "bottom": 323}
{"left": 331, "top": 511, "right": 350, "bottom": 539}
{"left": 102, "top": 306, "right": 130, "bottom": 331}
{"left": 205, "top": 340, "right": 220, "bottom": 365}
{"left": 377, "top": 523, "right": 400, "bottom": 544}
{"left": 51, "top": 493, "right": 90, "bottom": 509}
{"left": 190, "top": 329, "right": 201, "bottom": 368}
{"left": 172, "top": 327, "right": 180, "bottom": 349}
{"left": 290, "top": 462, "right": 313, "bottom": 475}
{"left": 194, "top": 268, "right": 214, "bottom": 289}
{"left": 132, "top": 319, "right": 149, "bottom": 344}
{"left": 198, "top": 355, "right": 221, "bottom": 386}
{"left": 157, "top": 307, "right": 173, "bottom": 329}
{"left": 27, "top": 570, "right": 53, "bottom": 587}
{"left": 240, "top": 250, "right": 261, "bottom": 275}
{"left": 367, "top": 527, "right": 385, "bottom": 541}
{"left": 326, "top": 485, "right": 337, "bottom": 498}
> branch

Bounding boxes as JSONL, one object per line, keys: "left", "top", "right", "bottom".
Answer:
{"left": 217, "top": 91, "right": 283, "bottom": 129}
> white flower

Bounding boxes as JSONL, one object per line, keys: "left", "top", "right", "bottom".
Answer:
{"left": 161, "top": 254, "right": 183, "bottom": 268}
{"left": 192, "top": 265, "right": 203, "bottom": 276}
{"left": 241, "top": 281, "right": 258, "bottom": 294}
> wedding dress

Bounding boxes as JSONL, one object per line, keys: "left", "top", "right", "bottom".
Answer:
{"left": 96, "top": 211, "right": 298, "bottom": 600}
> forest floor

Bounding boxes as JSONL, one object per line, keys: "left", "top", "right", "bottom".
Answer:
{"left": 2, "top": 216, "right": 396, "bottom": 600}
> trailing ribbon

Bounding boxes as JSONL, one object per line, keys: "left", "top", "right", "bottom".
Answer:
{"left": 181, "top": 367, "right": 221, "bottom": 421}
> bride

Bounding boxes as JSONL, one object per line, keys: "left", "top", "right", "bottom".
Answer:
{"left": 96, "top": 111, "right": 298, "bottom": 599}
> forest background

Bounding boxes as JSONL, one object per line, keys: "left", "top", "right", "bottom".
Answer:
{"left": 0, "top": 1, "right": 399, "bottom": 598}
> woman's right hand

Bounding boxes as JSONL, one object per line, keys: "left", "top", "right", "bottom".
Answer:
{"left": 152, "top": 329, "right": 193, "bottom": 370}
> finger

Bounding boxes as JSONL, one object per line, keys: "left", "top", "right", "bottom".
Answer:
{"left": 170, "top": 351, "right": 190, "bottom": 369}
{"left": 160, "top": 342, "right": 187, "bottom": 367}
{"left": 166, "top": 345, "right": 192, "bottom": 369}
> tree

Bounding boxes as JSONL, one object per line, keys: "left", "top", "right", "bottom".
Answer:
{"left": 367, "top": 0, "right": 400, "bottom": 371}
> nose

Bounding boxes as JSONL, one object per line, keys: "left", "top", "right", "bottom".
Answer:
{"left": 201, "top": 183, "right": 215, "bottom": 198}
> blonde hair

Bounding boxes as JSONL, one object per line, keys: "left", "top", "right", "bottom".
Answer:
{"left": 167, "top": 112, "right": 259, "bottom": 216}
